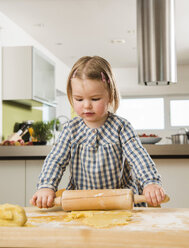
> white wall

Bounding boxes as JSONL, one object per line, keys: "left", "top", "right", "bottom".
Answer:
{"left": 113, "top": 65, "right": 189, "bottom": 96}
{"left": 56, "top": 62, "right": 70, "bottom": 93}
{"left": 112, "top": 65, "right": 189, "bottom": 144}
{"left": 0, "top": 12, "right": 70, "bottom": 93}
{"left": 56, "top": 92, "right": 71, "bottom": 120}
{"left": 1, "top": 10, "right": 189, "bottom": 99}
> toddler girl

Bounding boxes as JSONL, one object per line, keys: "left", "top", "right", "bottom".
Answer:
{"left": 31, "top": 56, "right": 165, "bottom": 208}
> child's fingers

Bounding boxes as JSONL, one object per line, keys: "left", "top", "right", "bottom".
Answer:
{"left": 30, "top": 199, "right": 36, "bottom": 206}
{"left": 150, "top": 191, "right": 158, "bottom": 206}
{"left": 155, "top": 190, "right": 162, "bottom": 204}
{"left": 145, "top": 191, "right": 153, "bottom": 206}
{"left": 42, "top": 197, "right": 48, "bottom": 208}
{"left": 36, "top": 196, "right": 43, "bottom": 208}
{"left": 47, "top": 195, "right": 54, "bottom": 208}
{"left": 160, "top": 188, "right": 165, "bottom": 200}
{"left": 143, "top": 185, "right": 166, "bottom": 206}
{"left": 30, "top": 195, "right": 37, "bottom": 206}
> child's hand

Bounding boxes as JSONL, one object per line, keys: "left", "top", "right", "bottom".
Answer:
{"left": 30, "top": 188, "right": 56, "bottom": 208}
{"left": 143, "top": 184, "right": 165, "bottom": 206}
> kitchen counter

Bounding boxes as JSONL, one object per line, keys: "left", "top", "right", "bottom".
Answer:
{"left": 144, "top": 144, "right": 189, "bottom": 158}
{"left": 0, "top": 144, "right": 188, "bottom": 159}
{"left": 0, "top": 145, "right": 52, "bottom": 159}
{"left": 0, "top": 207, "right": 189, "bottom": 248}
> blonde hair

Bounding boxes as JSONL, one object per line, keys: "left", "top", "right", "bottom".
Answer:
{"left": 66, "top": 56, "right": 120, "bottom": 113}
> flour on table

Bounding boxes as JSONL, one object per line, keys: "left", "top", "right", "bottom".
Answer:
{"left": 26, "top": 208, "right": 189, "bottom": 231}
{"left": 114, "top": 210, "right": 189, "bottom": 231}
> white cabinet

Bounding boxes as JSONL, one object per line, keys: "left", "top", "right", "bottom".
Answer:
{"left": 0, "top": 160, "right": 25, "bottom": 206}
{"left": 25, "top": 160, "right": 43, "bottom": 207}
{"left": 155, "top": 158, "right": 189, "bottom": 208}
{"left": 33, "top": 49, "right": 55, "bottom": 104}
{"left": 25, "top": 160, "right": 70, "bottom": 207}
{"left": 2, "top": 46, "right": 56, "bottom": 106}
{"left": 1, "top": 157, "right": 189, "bottom": 208}
{"left": 0, "top": 159, "right": 70, "bottom": 207}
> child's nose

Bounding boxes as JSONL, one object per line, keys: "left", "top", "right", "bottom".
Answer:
{"left": 84, "top": 100, "right": 92, "bottom": 108}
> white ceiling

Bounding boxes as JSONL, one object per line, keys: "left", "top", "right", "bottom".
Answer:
{"left": 0, "top": 0, "right": 189, "bottom": 68}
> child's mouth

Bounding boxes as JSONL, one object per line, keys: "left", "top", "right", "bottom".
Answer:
{"left": 84, "top": 112, "right": 95, "bottom": 116}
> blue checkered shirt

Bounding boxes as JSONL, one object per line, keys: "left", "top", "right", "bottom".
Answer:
{"left": 37, "top": 113, "right": 162, "bottom": 204}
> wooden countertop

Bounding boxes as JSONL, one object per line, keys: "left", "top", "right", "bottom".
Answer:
{"left": 144, "top": 144, "right": 189, "bottom": 157}
{"left": 0, "top": 207, "right": 189, "bottom": 248}
{"left": 0, "top": 144, "right": 189, "bottom": 159}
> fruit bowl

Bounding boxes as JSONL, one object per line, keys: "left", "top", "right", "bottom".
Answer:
{"left": 139, "top": 134, "right": 162, "bottom": 144}
{"left": 139, "top": 137, "right": 162, "bottom": 144}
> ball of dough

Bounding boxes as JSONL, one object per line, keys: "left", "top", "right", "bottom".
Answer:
{"left": 0, "top": 204, "right": 27, "bottom": 226}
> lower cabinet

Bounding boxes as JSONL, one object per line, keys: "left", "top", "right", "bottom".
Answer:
{"left": 0, "top": 160, "right": 25, "bottom": 206}
{"left": 0, "top": 159, "right": 70, "bottom": 207}
{"left": 25, "top": 160, "right": 70, "bottom": 206}
{"left": 1, "top": 158, "right": 188, "bottom": 208}
{"left": 25, "top": 160, "right": 44, "bottom": 207}
{"left": 155, "top": 158, "right": 189, "bottom": 208}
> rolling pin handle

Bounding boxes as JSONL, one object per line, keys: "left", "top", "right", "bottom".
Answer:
{"left": 134, "top": 194, "right": 170, "bottom": 204}
{"left": 162, "top": 194, "right": 170, "bottom": 203}
{"left": 54, "top": 197, "right": 62, "bottom": 207}
{"left": 133, "top": 195, "right": 146, "bottom": 204}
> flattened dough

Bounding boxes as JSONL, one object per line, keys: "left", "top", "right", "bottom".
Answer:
{"left": 64, "top": 210, "right": 132, "bottom": 228}
{"left": 0, "top": 204, "right": 27, "bottom": 226}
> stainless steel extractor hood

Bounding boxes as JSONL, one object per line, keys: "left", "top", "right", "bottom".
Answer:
{"left": 137, "top": 0, "right": 177, "bottom": 86}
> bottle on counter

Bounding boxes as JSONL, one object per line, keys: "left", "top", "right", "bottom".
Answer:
{"left": 7, "top": 122, "right": 32, "bottom": 142}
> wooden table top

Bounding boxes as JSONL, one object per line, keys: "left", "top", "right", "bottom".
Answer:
{"left": 0, "top": 207, "right": 189, "bottom": 248}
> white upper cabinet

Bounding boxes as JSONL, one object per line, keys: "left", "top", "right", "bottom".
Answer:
{"left": 2, "top": 46, "right": 56, "bottom": 106}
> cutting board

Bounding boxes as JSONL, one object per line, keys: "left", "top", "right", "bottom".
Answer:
{"left": 0, "top": 207, "right": 189, "bottom": 248}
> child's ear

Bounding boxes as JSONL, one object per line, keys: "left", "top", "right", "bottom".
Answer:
{"left": 108, "top": 102, "right": 113, "bottom": 113}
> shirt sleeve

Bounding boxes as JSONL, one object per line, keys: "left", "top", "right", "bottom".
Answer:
{"left": 37, "top": 122, "right": 71, "bottom": 191}
{"left": 119, "top": 120, "right": 162, "bottom": 189}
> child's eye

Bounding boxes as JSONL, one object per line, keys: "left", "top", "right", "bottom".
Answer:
{"left": 92, "top": 98, "right": 100, "bottom": 101}
{"left": 75, "top": 98, "right": 83, "bottom": 102}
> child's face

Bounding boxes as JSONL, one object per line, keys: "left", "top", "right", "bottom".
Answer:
{"left": 71, "top": 78, "right": 110, "bottom": 128}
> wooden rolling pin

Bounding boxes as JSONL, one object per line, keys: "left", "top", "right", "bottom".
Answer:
{"left": 54, "top": 189, "right": 170, "bottom": 211}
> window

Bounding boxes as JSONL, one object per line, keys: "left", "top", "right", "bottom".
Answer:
{"left": 117, "top": 98, "right": 164, "bottom": 130}
{"left": 170, "top": 100, "right": 189, "bottom": 126}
